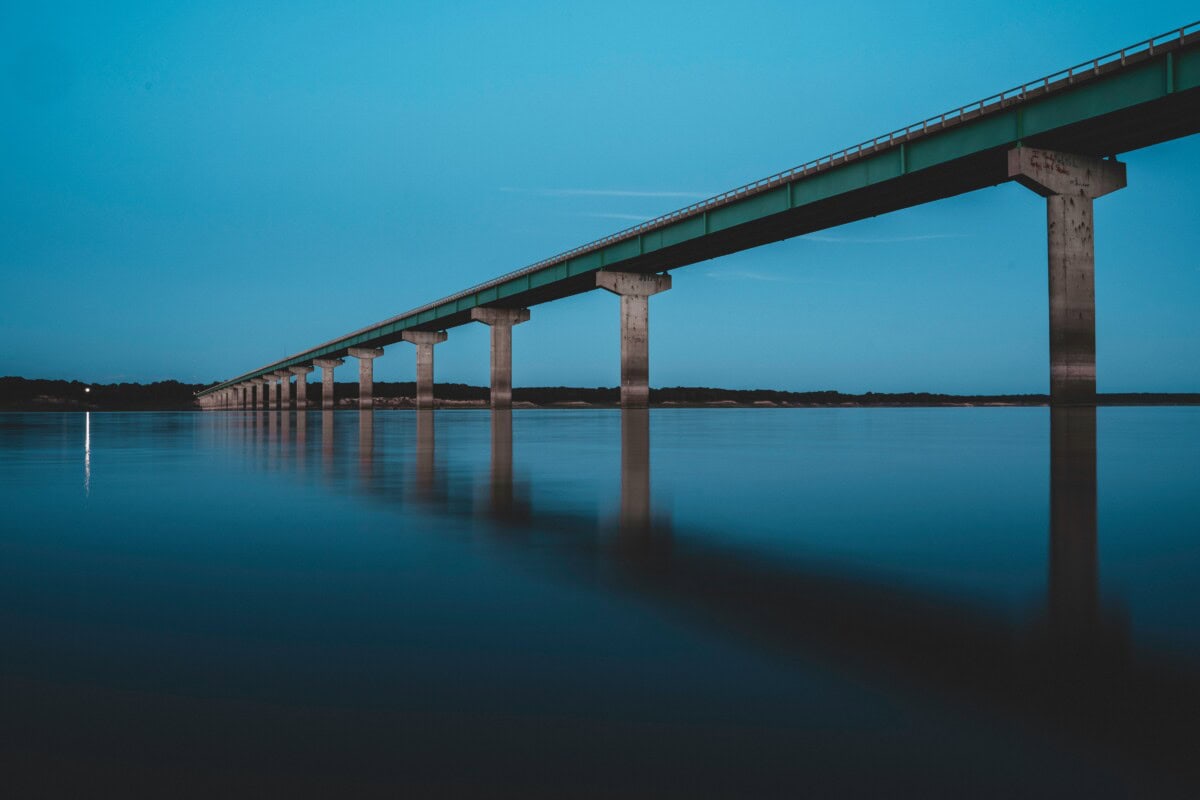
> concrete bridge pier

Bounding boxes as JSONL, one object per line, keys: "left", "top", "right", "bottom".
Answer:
{"left": 596, "top": 271, "right": 672, "bottom": 408}
{"left": 401, "top": 331, "right": 448, "bottom": 409}
{"left": 249, "top": 378, "right": 264, "bottom": 410}
{"left": 275, "top": 370, "right": 293, "bottom": 410}
{"left": 313, "top": 358, "right": 344, "bottom": 410}
{"left": 470, "top": 308, "right": 530, "bottom": 409}
{"left": 289, "top": 365, "right": 314, "bottom": 409}
{"left": 265, "top": 374, "right": 280, "bottom": 410}
{"left": 1008, "top": 147, "right": 1126, "bottom": 406}
{"left": 348, "top": 348, "right": 385, "bottom": 410}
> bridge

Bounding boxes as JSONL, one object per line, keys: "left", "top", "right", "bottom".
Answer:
{"left": 198, "top": 22, "right": 1200, "bottom": 411}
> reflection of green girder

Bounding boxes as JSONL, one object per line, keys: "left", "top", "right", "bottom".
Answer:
{"left": 200, "top": 27, "right": 1200, "bottom": 396}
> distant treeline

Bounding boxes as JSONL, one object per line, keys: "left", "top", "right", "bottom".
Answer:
{"left": 0, "top": 378, "right": 204, "bottom": 410}
{"left": 2, "top": 376, "right": 1198, "bottom": 410}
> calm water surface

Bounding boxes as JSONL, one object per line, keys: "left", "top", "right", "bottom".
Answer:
{"left": 2, "top": 408, "right": 1198, "bottom": 797}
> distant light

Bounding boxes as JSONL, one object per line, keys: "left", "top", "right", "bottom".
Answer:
{"left": 84, "top": 387, "right": 91, "bottom": 393}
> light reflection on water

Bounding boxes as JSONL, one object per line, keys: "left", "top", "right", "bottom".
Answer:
{"left": 1, "top": 407, "right": 1198, "bottom": 796}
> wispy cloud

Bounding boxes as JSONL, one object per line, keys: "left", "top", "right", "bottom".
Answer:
{"left": 501, "top": 187, "right": 713, "bottom": 199}
{"left": 802, "top": 233, "right": 967, "bottom": 244}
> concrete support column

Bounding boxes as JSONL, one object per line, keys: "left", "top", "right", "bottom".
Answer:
{"left": 348, "top": 347, "right": 385, "bottom": 410}
{"left": 274, "top": 370, "right": 293, "bottom": 410}
{"left": 1008, "top": 148, "right": 1126, "bottom": 406}
{"left": 595, "top": 271, "right": 672, "bottom": 409}
{"left": 289, "top": 365, "right": 314, "bottom": 409}
{"left": 251, "top": 379, "right": 265, "bottom": 410}
{"left": 470, "top": 308, "right": 530, "bottom": 409}
{"left": 313, "top": 359, "right": 344, "bottom": 411}
{"left": 401, "top": 331, "right": 448, "bottom": 409}
{"left": 266, "top": 375, "right": 280, "bottom": 410}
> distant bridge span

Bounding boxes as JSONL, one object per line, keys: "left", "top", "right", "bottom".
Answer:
{"left": 199, "top": 23, "right": 1200, "bottom": 410}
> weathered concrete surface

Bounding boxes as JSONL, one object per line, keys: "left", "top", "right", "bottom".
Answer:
{"left": 401, "top": 331, "right": 448, "bottom": 409}
{"left": 595, "top": 271, "right": 672, "bottom": 409}
{"left": 313, "top": 358, "right": 344, "bottom": 411}
{"left": 289, "top": 365, "right": 314, "bottom": 409}
{"left": 274, "top": 370, "right": 293, "bottom": 410}
{"left": 348, "top": 347, "right": 384, "bottom": 410}
{"left": 1008, "top": 147, "right": 1126, "bottom": 406}
{"left": 266, "top": 374, "right": 280, "bottom": 410}
{"left": 470, "top": 308, "right": 530, "bottom": 409}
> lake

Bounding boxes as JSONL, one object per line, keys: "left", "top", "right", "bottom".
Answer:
{"left": 2, "top": 408, "right": 1198, "bottom": 797}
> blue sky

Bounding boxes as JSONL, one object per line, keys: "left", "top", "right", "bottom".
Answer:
{"left": 2, "top": 1, "right": 1198, "bottom": 393}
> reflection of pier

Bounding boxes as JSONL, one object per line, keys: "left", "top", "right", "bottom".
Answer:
{"left": 1049, "top": 407, "right": 1099, "bottom": 636}
{"left": 228, "top": 408, "right": 1200, "bottom": 789}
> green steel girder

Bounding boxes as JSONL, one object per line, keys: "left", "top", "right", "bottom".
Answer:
{"left": 200, "top": 32, "right": 1200, "bottom": 396}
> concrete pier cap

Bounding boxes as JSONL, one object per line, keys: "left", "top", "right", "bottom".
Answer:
{"left": 1008, "top": 147, "right": 1126, "bottom": 407}
{"left": 470, "top": 308, "right": 530, "bottom": 327}
{"left": 470, "top": 308, "right": 530, "bottom": 410}
{"left": 595, "top": 270, "right": 672, "bottom": 298}
{"left": 595, "top": 270, "right": 672, "bottom": 409}
{"left": 400, "top": 331, "right": 448, "bottom": 346}
{"left": 1007, "top": 148, "right": 1126, "bottom": 199}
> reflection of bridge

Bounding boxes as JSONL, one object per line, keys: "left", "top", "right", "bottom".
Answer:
{"left": 200, "top": 24, "right": 1199, "bottom": 411}
{"left": 231, "top": 407, "right": 1200, "bottom": 790}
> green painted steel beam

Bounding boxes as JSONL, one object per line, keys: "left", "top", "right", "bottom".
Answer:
{"left": 200, "top": 28, "right": 1200, "bottom": 396}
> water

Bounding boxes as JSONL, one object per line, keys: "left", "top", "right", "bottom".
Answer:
{"left": 2, "top": 408, "right": 1198, "bottom": 797}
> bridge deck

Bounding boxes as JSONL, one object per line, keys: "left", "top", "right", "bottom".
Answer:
{"left": 201, "top": 24, "right": 1200, "bottom": 396}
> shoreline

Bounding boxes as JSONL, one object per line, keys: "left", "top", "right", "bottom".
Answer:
{"left": 4, "top": 377, "right": 1198, "bottom": 411}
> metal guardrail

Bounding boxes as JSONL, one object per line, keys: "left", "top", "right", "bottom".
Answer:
{"left": 204, "top": 21, "right": 1200, "bottom": 392}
